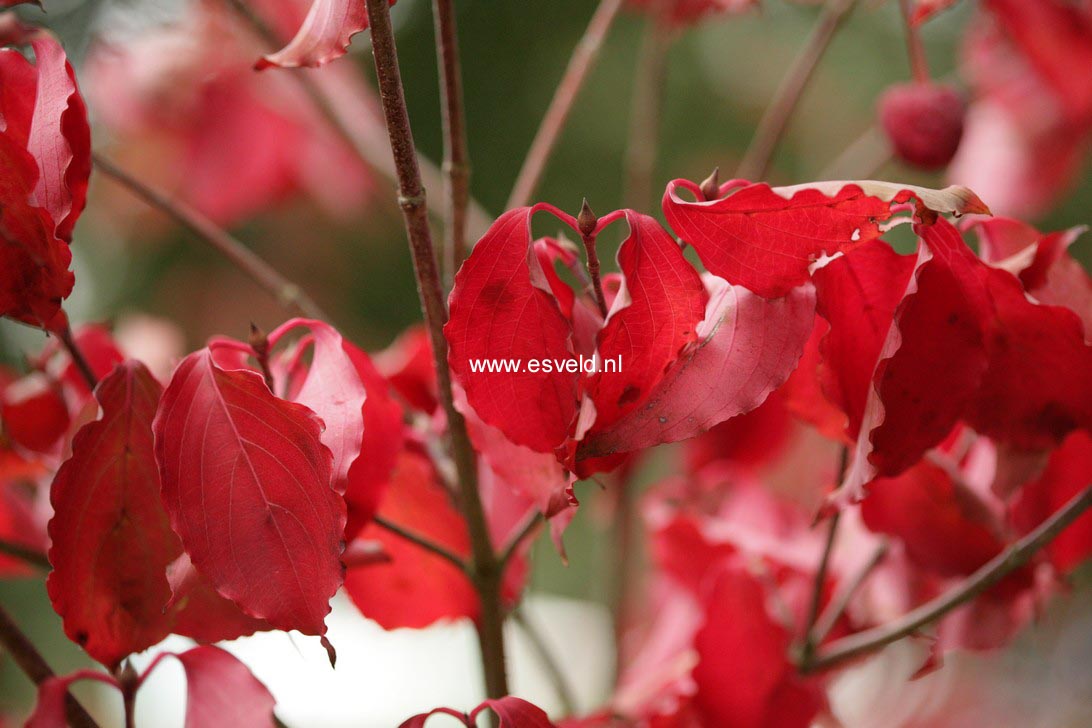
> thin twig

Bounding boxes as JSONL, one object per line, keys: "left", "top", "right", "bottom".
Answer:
{"left": 811, "top": 541, "right": 889, "bottom": 645}
{"left": 59, "top": 323, "right": 99, "bottom": 391}
{"left": 364, "top": 0, "right": 510, "bottom": 699}
{"left": 373, "top": 515, "right": 469, "bottom": 573}
{"left": 802, "top": 484, "right": 1092, "bottom": 673}
{"left": 432, "top": 0, "right": 472, "bottom": 286}
{"left": 622, "top": 3, "right": 673, "bottom": 209}
{"left": 0, "top": 538, "right": 50, "bottom": 571}
{"left": 92, "top": 153, "right": 330, "bottom": 323}
{"left": 507, "top": 0, "right": 625, "bottom": 210}
{"left": 0, "top": 604, "right": 101, "bottom": 728}
{"left": 736, "top": 0, "right": 859, "bottom": 181}
{"left": 898, "top": 0, "right": 929, "bottom": 83}
{"left": 511, "top": 609, "right": 578, "bottom": 717}
{"left": 221, "top": 0, "right": 493, "bottom": 239}
{"left": 800, "top": 511, "right": 840, "bottom": 664}
{"left": 499, "top": 512, "right": 543, "bottom": 569}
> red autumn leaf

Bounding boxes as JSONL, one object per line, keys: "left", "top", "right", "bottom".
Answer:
{"left": 984, "top": 0, "right": 1092, "bottom": 123}
{"left": 586, "top": 210, "right": 707, "bottom": 431}
{"left": 662, "top": 178, "right": 988, "bottom": 298}
{"left": 692, "top": 565, "right": 825, "bottom": 728}
{"left": 1011, "top": 431, "right": 1092, "bottom": 573}
{"left": 46, "top": 361, "right": 181, "bottom": 670}
{"left": 861, "top": 461, "right": 1007, "bottom": 577}
{"left": 154, "top": 348, "right": 343, "bottom": 638}
{"left": 257, "top": 0, "right": 395, "bottom": 70}
{"left": 782, "top": 318, "right": 850, "bottom": 442}
{"left": 579, "top": 275, "right": 815, "bottom": 457}
{"left": 1, "top": 373, "right": 68, "bottom": 453}
{"left": 446, "top": 206, "right": 581, "bottom": 453}
{"left": 399, "top": 697, "right": 556, "bottom": 728}
{"left": 684, "top": 387, "right": 794, "bottom": 474}
{"left": 25, "top": 670, "right": 119, "bottom": 728}
{"left": 345, "top": 448, "right": 478, "bottom": 629}
{"left": 377, "top": 324, "right": 439, "bottom": 414}
{"left": 171, "top": 645, "right": 277, "bottom": 728}
{"left": 911, "top": 0, "right": 961, "bottom": 26}
{"left": 812, "top": 240, "right": 917, "bottom": 440}
{"left": 165, "top": 552, "right": 272, "bottom": 644}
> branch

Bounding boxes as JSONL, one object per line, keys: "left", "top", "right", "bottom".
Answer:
{"left": 92, "top": 154, "right": 330, "bottom": 323}
{"left": 811, "top": 540, "right": 888, "bottom": 646}
{"left": 373, "top": 515, "right": 469, "bottom": 573}
{"left": 221, "top": 0, "right": 493, "bottom": 239}
{"left": 499, "top": 512, "right": 543, "bottom": 569}
{"left": 898, "top": 0, "right": 929, "bottom": 83}
{"left": 736, "top": 0, "right": 859, "bottom": 181}
{"left": 799, "top": 511, "right": 840, "bottom": 664}
{"left": 506, "top": 0, "right": 625, "bottom": 209}
{"left": 0, "top": 604, "right": 100, "bottom": 728}
{"left": 432, "top": 0, "right": 472, "bottom": 285}
{"left": 0, "top": 538, "right": 50, "bottom": 571}
{"left": 59, "top": 322, "right": 99, "bottom": 391}
{"left": 802, "top": 484, "right": 1092, "bottom": 673}
{"left": 622, "top": 3, "right": 673, "bottom": 209}
{"left": 511, "top": 609, "right": 578, "bottom": 717}
{"left": 364, "top": 0, "right": 510, "bottom": 699}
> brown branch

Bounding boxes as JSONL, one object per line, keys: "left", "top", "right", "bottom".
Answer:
{"left": 811, "top": 540, "right": 889, "bottom": 646}
{"left": 432, "top": 0, "right": 472, "bottom": 285}
{"left": 506, "top": 0, "right": 625, "bottom": 210}
{"left": 59, "top": 323, "right": 98, "bottom": 391}
{"left": 373, "top": 515, "right": 469, "bottom": 573}
{"left": 364, "top": 0, "right": 509, "bottom": 699}
{"left": 801, "top": 484, "right": 1092, "bottom": 673}
{"left": 92, "top": 153, "right": 330, "bottom": 323}
{"left": 0, "top": 604, "right": 100, "bottom": 728}
{"left": 623, "top": 3, "right": 673, "bottom": 209}
{"left": 736, "top": 0, "right": 859, "bottom": 181}
{"left": 222, "top": 0, "right": 493, "bottom": 240}
{"left": 0, "top": 538, "right": 50, "bottom": 571}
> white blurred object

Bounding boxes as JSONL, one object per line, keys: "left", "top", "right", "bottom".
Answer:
{"left": 113, "top": 592, "right": 612, "bottom": 727}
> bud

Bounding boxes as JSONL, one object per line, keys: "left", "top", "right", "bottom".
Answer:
{"left": 248, "top": 322, "right": 269, "bottom": 358}
{"left": 700, "top": 167, "right": 720, "bottom": 201}
{"left": 577, "top": 198, "right": 597, "bottom": 238}
{"left": 878, "top": 82, "right": 965, "bottom": 170}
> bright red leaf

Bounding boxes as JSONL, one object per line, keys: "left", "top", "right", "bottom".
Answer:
{"left": 154, "top": 348, "right": 344, "bottom": 638}
{"left": 399, "top": 696, "right": 555, "bottom": 728}
{"left": 46, "top": 361, "right": 181, "bottom": 670}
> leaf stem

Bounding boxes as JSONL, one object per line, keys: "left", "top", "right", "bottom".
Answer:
{"left": 59, "top": 323, "right": 99, "bottom": 391}
{"left": 372, "top": 515, "right": 470, "bottom": 574}
{"left": 0, "top": 538, "right": 50, "bottom": 570}
{"left": 898, "top": 0, "right": 930, "bottom": 83}
{"left": 91, "top": 154, "right": 330, "bottom": 323}
{"left": 432, "top": 0, "right": 471, "bottom": 285}
{"left": 364, "top": 0, "right": 510, "bottom": 699}
{"left": 0, "top": 604, "right": 100, "bottom": 728}
{"left": 623, "top": 3, "right": 673, "bottom": 209}
{"left": 811, "top": 540, "right": 888, "bottom": 646}
{"left": 799, "top": 511, "right": 839, "bottom": 664}
{"left": 801, "top": 484, "right": 1092, "bottom": 673}
{"left": 736, "top": 0, "right": 859, "bottom": 181}
{"left": 507, "top": 0, "right": 625, "bottom": 210}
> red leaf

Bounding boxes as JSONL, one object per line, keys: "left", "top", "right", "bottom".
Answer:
{"left": 399, "top": 697, "right": 556, "bottom": 728}
{"left": 911, "top": 0, "right": 961, "bottom": 26}
{"left": 173, "top": 645, "right": 276, "bottom": 728}
{"left": 580, "top": 276, "right": 814, "bottom": 457}
{"left": 446, "top": 207, "right": 579, "bottom": 452}
{"left": 165, "top": 552, "right": 272, "bottom": 644}
{"left": 154, "top": 348, "right": 343, "bottom": 637}
{"left": 693, "top": 566, "right": 825, "bottom": 728}
{"left": 1, "top": 373, "right": 68, "bottom": 452}
{"left": 812, "top": 240, "right": 917, "bottom": 440}
{"left": 46, "top": 361, "right": 181, "bottom": 670}
{"left": 257, "top": 0, "right": 395, "bottom": 70}
{"left": 377, "top": 324, "right": 438, "bottom": 414}
{"left": 26, "top": 670, "right": 118, "bottom": 728}
{"left": 662, "top": 179, "right": 891, "bottom": 298}
{"left": 587, "top": 210, "right": 707, "bottom": 430}
{"left": 344, "top": 449, "right": 477, "bottom": 629}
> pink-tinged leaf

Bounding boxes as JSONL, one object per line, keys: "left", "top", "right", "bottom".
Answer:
{"left": 693, "top": 566, "right": 825, "bottom": 728}
{"left": 684, "top": 387, "right": 794, "bottom": 474}
{"left": 812, "top": 240, "right": 917, "bottom": 440}
{"left": 580, "top": 276, "right": 815, "bottom": 457}
{"left": 841, "top": 220, "right": 992, "bottom": 502}
{"left": 46, "top": 361, "right": 181, "bottom": 670}
{"left": 399, "top": 697, "right": 556, "bottom": 728}
{"left": 173, "top": 646, "right": 276, "bottom": 728}
{"left": 345, "top": 449, "right": 477, "bottom": 629}
{"left": 587, "top": 210, "right": 707, "bottom": 430}
{"left": 861, "top": 461, "right": 1007, "bottom": 577}
{"left": 257, "top": 0, "right": 395, "bottom": 70}
{"left": 911, "top": 0, "right": 961, "bottom": 26}
{"left": 447, "top": 207, "right": 578, "bottom": 452}
{"left": 154, "top": 348, "right": 343, "bottom": 637}
{"left": 984, "top": 0, "right": 1092, "bottom": 122}
{"left": 25, "top": 670, "right": 119, "bottom": 728}
{"left": 166, "top": 553, "right": 272, "bottom": 644}
{"left": 1011, "top": 432, "right": 1092, "bottom": 573}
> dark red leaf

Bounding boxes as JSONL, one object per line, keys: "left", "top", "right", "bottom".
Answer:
{"left": 154, "top": 348, "right": 343, "bottom": 637}
{"left": 166, "top": 553, "right": 272, "bottom": 644}
{"left": 1, "top": 373, "right": 68, "bottom": 452}
{"left": 46, "top": 361, "right": 181, "bottom": 669}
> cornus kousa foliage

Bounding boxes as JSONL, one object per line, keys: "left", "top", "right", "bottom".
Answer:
{"left": 1, "top": 0, "right": 1092, "bottom": 727}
